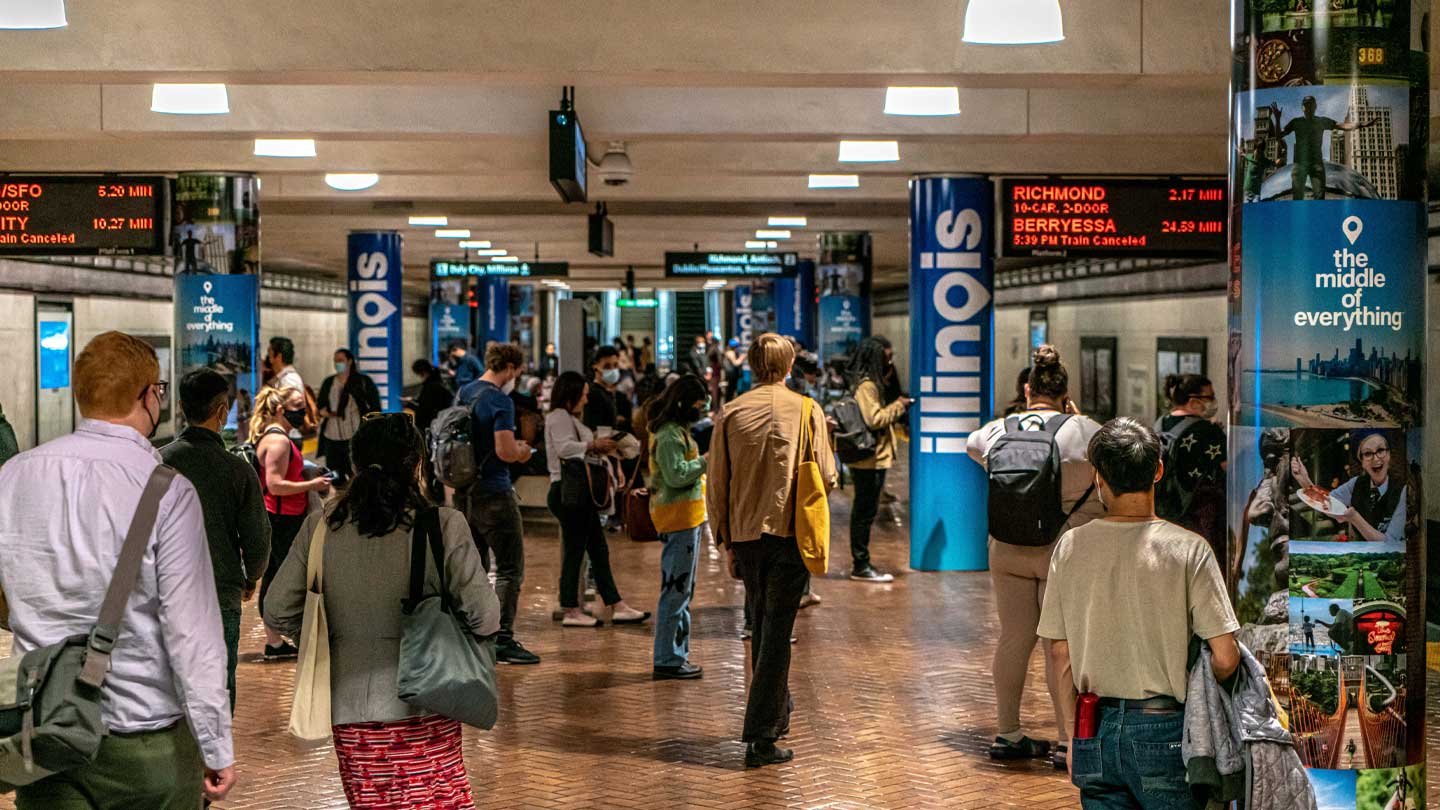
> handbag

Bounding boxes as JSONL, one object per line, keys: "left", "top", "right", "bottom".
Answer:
{"left": 0, "top": 466, "right": 176, "bottom": 790}
{"left": 794, "top": 397, "right": 831, "bottom": 576}
{"left": 559, "top": 416, "right": 613, "bottom": 511}
{"left": 288, "top": 520, "right": 332, "bottom": 742}
{"left": 397, "top": 509, "right": 499, "bottom": 730}
{"left": 621, "top": 458, "right": 658, "bottom": 542}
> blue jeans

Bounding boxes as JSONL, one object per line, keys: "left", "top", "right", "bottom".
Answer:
{"left": 653, "top": 525, "right": 702, "bottom": 668}
{"left": 1071, "top": 705, "right": 1199, "bottom": 810}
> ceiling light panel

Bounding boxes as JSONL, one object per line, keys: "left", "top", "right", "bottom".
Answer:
{"left": 409, "top": 215, "right": 448, "bottom": 226}
{"left": 151, "top": 83, "right": 230, "bottom": 115}
{"left": 838, "top": 140, "right": 899, "bottom": 162}
{"left": 808, "top": 174, "right": 860, "bottom": 189}
{"left": 254, "top": 138, "right": 317, "bottom": 158}
{"left": 962, "top": 0, "right": 1064, "bottom": 45}
{"left": 884, "top": 86, "right": 961, "bottom": 116}
{"left": 768, "top": 216, "right": 808, "bottom": 227}
{"left": 0, "top": 0, "right": 67, "bottom": 29}
{"left": 435, "top": 229, "right": 471, "bottom": 238}
{"left": 755, "top": 229, "right": 791, "bottom": 239}
{"left": 324, "top": 173, "right": 379, "bottom": 191}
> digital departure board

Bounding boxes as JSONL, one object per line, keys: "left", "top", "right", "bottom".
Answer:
{"left": 431, "top": 260, "right": 570, "bottom": 278}
{"left": 665, "top": 252, "right": 799, "bottom": 278}
{"left": 999, "top": 178, "right": 1226, "bottom": 259}
{"left": 0, "top": 176, "right": 166, "bottom": 256}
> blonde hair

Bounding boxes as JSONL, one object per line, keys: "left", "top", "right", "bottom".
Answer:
{"left": 748, "top": 333, "right": 796, "bottom": 384}
{"left": 74, "top": 331, "right": 159, "bottom": 419}
{"left": 250, "top": 386, "right": 290, "bottom": 440}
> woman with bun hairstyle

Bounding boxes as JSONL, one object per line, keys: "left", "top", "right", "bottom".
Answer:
{"left": 1154, "top": 374, "right": 1227, "bottom": 560}
{"left": 966, "top": 344, "right": 1104, "bottom": 769}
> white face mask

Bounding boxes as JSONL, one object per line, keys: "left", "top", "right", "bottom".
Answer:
{"left": 1199, "top": 399, "right": 1219, "bottom": 420}
{"left": 602, "top": 368, "right": 621, "bottom": 385}
{"left": 335, "top": 361, "right": 348, "bottom": 375}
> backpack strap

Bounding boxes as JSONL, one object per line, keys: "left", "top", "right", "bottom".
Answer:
{"left": 1003, "top": 416, "right": 1021, "bottom": 434}
{"left": 1041, "top": 413, "right": 1072, "bottom": 436}
{"left": 79, "top": 465, "right": 178, "bottom": 688}
{"left": 1044, "top": 414, "right": 1091, "bottom": 536}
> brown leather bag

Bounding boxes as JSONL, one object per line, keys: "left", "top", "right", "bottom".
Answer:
{"left": 621, "top": 457, "right": 659, "bottom": 542}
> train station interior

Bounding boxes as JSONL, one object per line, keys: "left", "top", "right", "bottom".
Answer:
{"left": 0, "top": 1, "right": 1437, "bottom": 808}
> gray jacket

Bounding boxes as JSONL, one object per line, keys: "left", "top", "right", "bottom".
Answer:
{"left": 263, "top": 506, "right": 500, "bottom": 725}
{"left": 1183, "top": 644, "right": 1316, "bottom": 810}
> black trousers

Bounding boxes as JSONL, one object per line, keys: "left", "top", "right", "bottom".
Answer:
{"left": 547, "top": 482, "right": 622, "bottom": 608}
{"left": 261, "top": 511, "right": 306, "bottom": 626}
{"left": 733, "top": 534, "right": 807, "bottom": 743}
{"left": 849, "top": 467, "right": 887, "bottom": 572}
{"left": 463, "top": 488, "right": 526, "bottom": 643}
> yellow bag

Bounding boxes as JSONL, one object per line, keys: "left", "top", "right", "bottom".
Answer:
{"left": 289, "top": 521, "right": 332, "bottom": 742}
{"left": 795, "top": 397, "right": 831, "bottom": 575}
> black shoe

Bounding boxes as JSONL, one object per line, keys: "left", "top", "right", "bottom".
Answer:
{"left": 745, "top": 741, "right": 795, "bottom": 768}
{"left": 263, "top": 642, "right": 299, "bottom": 661}
{"left": 989, "top": 736, "right": 1052, "bottom": 761}
{"left": 849, "top": 566, "right": 894, "bottom": 583}
{"left": 653, "top": 662, "right": 704, "bottom": 680}
{"left": 1052, "top": 744, "right": 1068, "bottom": 771}
{"left": 740, "top": 624, "right": 753, "bottom": 640}
{"left": 497, "top": 639, "right": 541, "bottom": 665}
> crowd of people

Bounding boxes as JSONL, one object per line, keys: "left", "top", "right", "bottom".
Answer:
{"left": 0, "top": 323, "right": 1271, "bottom": 809}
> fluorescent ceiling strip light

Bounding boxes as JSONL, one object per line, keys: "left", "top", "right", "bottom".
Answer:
{"left": 151, "top": 83, "right": 230, "bottom": 115}
{"left": 808, "top": 174, "right": 860, "bottom": 189}
{"left": 767, "top": 216, "right": 808, "bottom": 227}
{"left": 0, "top": 0, "right": 67, "bottom": 28}
{"left": 755, "top": 229, "right": 791, "bottom": 239}
{"left": 435, "top": 229, "right": 471, "bottom": 238}
{"left": 492, "top": 256, "right": 520, "bottom": 263}
{"left": 324, "top": 173, "right": 379, "bottom": 191}
{"left": 458, "top": 240, "right": 492, "bottom": 249}
{"left": 884, "top": 86, "right": 961, "bottom": 116}
{"left": 962, "top": 0, "right": 1064, "bottom": 44}
{"left": 254, "top": 138, "right": 317, "bottom": 158}
{"left": 409, "top": 215, "right": 448, "bottom": 227}
{"left": 838, "top": 140, "right": 899, "bottom": 162}
{"left": 470, "top": 248, "right": 506, "bottom": 256}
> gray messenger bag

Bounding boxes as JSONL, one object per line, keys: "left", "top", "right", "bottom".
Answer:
{"left": 0, "top": 465, "right": 177, "bottom": 791}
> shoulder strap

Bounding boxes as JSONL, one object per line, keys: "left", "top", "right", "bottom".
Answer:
{"left": 406, "top": 509, "right": 449, "bottom": 612}
{"left": 799, "top": 396, "right": 815, "bottom": 464}
{"left": 1042, "top": 413, "right": 1072, "bottom": 436}
{"left": 79, "top": 465, "right": 178, "bottom": 688}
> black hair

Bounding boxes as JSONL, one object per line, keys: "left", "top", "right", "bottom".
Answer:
{"left": 178, "top": 368, "right": 231, "bottom": 423}
{"left": 335, "top": 347, "right": 355, "bottom": 363}
{"left": 1028, "top": 345, "right": 1069, "bottom": 400}
{"left": 1014, "top": 366, "right": 1031, "bottom": 400}
{"left": 327, "top": 414, "right": 429, "bottom": 537}
{"left": 591, "top": 345, "right": 620, "bottom": 368}
{"left": 793, "top": 355, "right": 820, "bottom": 378}
{"left": 268, "top": 336, "right": 295, "bottom": 365}
{"left": 412, "top": 358, "right": 435, "bottom": 376}
{"left": 647, "top": 374, "right": 709, "bottom": 430}
{"left": 1164, "top": 373, "right": 1212, "bottom": 407}
{"left": 847, "top": 336, "right": 892, "bottom": 390}
{"left": 448, "top": 340, "right": 468, "bottom": 355}
{"left": 1087, "top": 417, "right": 1162, "bottom": 496}
{"left": 550, "top": 371, "right": 589, "bottom": 413}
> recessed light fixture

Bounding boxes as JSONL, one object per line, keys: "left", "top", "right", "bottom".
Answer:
{"left": 755, "top": 229, "right": 791, "bottom": 240}
{"left": 324, "top": 173, "right": 379, "bottom": 191}
{"left": 493, "top": 256, "right": 520, "bottom": 263}
{"left": 435, "top": 229, "right": 472, "bottom": 239}
{"left": 745, "top": 241, "right": 781, "bottom": 250}
{"left": 884, "top": 86, "right": 961, "bottom": 116}
{"left": 808, "top": 174, "right": 860, "bottom": 189}
{"left": 458, "top": 240, "right": 492, "bottom": 249}
{"left": 0, "top": 0, "right": 67, "bottom": 28}
{"left": 963, "top": 0, "right": 1064, "bottom": 45}
{"left": 254, "top": 138, "right": 316, "bottom": 158}
{"left": 703, "top": 280, "right": 727, "bottom": 289}
{"left": 470, "top": 248, "right": 506, "bottom": 256}
{"left": 409, "top": 215, "right": 448, "bottom": 227}
{"left": 838, "top": 140, "right": 900, "bottom": 162}
{"left": 768, "top": 216, "right": 808, "bottom": 228}
{"left": 151, "top": 83, "right": 230, "bottom": 115}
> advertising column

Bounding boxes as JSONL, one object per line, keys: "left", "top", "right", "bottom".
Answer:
{"left": 348, "top": 231, "right": 404, "bottom": 414}
{"left": 816, "top": 232, "right": 870, "bottom": 364}
{"left": 775, "top": 259, "right": 816, "bottom": 350}
{"left": 476, "top": 277, "right": 510, "bottom": 347}
{"left": 1230, "top": 1, "right": 1426, "bottom": 803}
{"left": 908, "top": 175, "right": 993, "bottom": 572}
{"left": 171, "top": 173, "right": 261, "bottom": 435}
{"left": 429, "top": 275, "right": 470, "bottom": 365}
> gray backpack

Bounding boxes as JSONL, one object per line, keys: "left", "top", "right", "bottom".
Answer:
{"left": 0, "top": 465, "right": 176, "bottom": 790}
{"left": 429, "top": 405, "right": 477, "bottom": 490}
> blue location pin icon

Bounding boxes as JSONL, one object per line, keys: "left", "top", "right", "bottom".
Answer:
{"left": 1342, "top": 216, "right": 1363, "bottom": 246}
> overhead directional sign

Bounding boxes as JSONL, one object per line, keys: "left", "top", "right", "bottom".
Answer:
{"left": 0, "top": 175, "right": 166, "bottom": 256}
{"left": 665, "top": 251, "right": 799, "bottom": 277}
{"left": 430, "top": 260, "right": 570, "bottom": 278}
{"left": 999, "top": 177, "right": 1226, "bottom": 259}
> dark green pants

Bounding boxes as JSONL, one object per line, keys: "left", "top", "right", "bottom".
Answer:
{"left": 15, "top": 723, "right": 203, "bottom": 810}
{"left": 221, "top": 605, "right": 242, "bottom": 713}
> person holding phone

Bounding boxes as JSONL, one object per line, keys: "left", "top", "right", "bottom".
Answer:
{"left": 1290, "top": 431, "right": 1407, "bottom": 544}
{"left": 845, "top": 336, "right": 911, "bottom": 583}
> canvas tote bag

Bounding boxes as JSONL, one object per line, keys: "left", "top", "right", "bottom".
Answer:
{"left": 794, "top": 397, "right": 831, "bottom": 575}
{"left": 288, "top": 521, "right": 332, "bottom": 742}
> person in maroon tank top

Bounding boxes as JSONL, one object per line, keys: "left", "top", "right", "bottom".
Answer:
{"left": 252, "top": 387, "right": 331, "bottom": 660}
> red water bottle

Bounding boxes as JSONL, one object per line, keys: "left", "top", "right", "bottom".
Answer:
{"left": 1074, "top": 693, "right": 1100, "bottom": 740}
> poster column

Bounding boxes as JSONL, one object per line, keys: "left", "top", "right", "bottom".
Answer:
{"left": 774, "top": 259, "right": 815, "bottom": 350}
{"left": 1229, "top": 1, "right": 1426, "bottom": 803}
{"left": 475, "top": 277, "right": 510, "bottom": 347}
{"left": 429, "top": 275, "right": 470, "bottom": 366}
{"left": 348, "top": 231, "right": 404, "bottom": 414}
{"left": 908, "top": 175, "right": 993, "bottom": 572}
{"left": 171, "top": 173, "right": 261, "bottom": 437}
{"left": 733, "top": 285, "right": 754, "bottom": 348}
{"left": 816, "top": 233, "right": 870, "bottom": 365}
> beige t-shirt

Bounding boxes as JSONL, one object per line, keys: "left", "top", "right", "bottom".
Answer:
{"left": 1037, "top": 518, "right": 1239, "bottom": 702}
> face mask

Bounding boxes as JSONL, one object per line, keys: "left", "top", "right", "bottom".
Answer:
{"left": 284, "top": 409, "right": 308, "bottom": 429}
{"left": 1200, "top": 400, "right": 1219, "bottom": 420}
{"left": 141, "top": 387, "right": 160, "bottom": 439}
{"left": 501, "top": 378, "right": 516, "bottom": 395}
{"left": 602, "top": 368, "right": 621, "bottom": 385}
{"left": 335, "top": 361, "right": 348, "bottom": 375}
{"left": 1096, "top": 480, "right": 1109, "bottom": 511}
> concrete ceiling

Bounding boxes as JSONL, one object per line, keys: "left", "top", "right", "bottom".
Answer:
{"left": 0, "top": 0, "right": 1402, "bottom": 291}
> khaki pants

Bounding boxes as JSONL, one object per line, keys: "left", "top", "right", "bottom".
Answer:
{"left": 989, "top": 539, "right": 1068, "bottom": 744}
{"left": 15, "top": 723, "right": 203, "bottom": 810}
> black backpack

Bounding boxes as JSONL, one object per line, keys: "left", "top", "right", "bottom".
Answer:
{"left": 230, "top": 426, "right": 289, "bottom": 483}
{"left": 828, "top": 396, "right": 876, "bottom": 464}
{"left": 986, "top": 414, "right": 1093, "bottom": 546}
{"left": 1154, "top": 416, "right": 1202, "bottom": 523}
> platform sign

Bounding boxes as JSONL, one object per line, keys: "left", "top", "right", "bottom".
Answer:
{"left": 909, "top": 176, "right": 994, "bottom": 572}
{"left": 665, "top": 251, "right": 799, "bottom": 277}
{"left": 0, "top": 176, "right": 165, "bottom": 256}
{"left": 999, "top": 177, "right": 1226, "bottom": 259}
{"left": 348, "top": 232, "right": 404, "bottom": 413}
{"left": 431, "top": 260, "right": 569, "bottom": 278}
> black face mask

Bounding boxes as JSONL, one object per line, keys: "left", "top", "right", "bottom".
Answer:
{"left": 284, "top": 409, "right": 308, "bottom": 429}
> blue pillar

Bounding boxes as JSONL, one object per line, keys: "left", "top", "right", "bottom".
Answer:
{"left": 733, "top": 285, "right": 755, "bottom": 347}
{"left": 816, "top": 232, "right": 870, "bottom": 365}
{"left": 775, "top": 260, "right": 815, "bottom": 350}
{"left": 429, "top": 277, "right": 470, "bottom": 365}
{"left": 477, "top": 276, "right": 510, "bottom": 347}
{"left": 348, "top": 231, "right": 404, "bottom": 413}
{"left": 908, "top": 175, "right": 994, "bottom": 572}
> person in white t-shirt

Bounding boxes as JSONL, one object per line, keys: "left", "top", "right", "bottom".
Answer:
{"left": 966, "top": 345, "right": 1104, "bottom": 769}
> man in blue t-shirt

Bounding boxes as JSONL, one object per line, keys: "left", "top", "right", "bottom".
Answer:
{"left": 449, "top": 341, "right": 486, "bottom": 389}
{"left": 456, "top": 343, "right": 539, "bottom": 665}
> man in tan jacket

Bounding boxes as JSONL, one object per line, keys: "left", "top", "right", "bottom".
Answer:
{"left": 708, "top": 333, "right": 836, "bottom": 768}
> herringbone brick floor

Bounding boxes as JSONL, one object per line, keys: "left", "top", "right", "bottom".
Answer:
{"left": 4, "top": 467, "right": 1438, "bottom": 808}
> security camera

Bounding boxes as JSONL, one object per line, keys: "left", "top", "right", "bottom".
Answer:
{"left": 595, "top": 141, "right": 633, "bottom": 187}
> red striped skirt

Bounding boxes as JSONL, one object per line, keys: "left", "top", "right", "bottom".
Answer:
{"left": 333, "top": 714, "right": 475, "bottom": 809}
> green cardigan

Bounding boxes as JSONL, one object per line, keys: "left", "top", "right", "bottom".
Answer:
{"left": 647, "top": 421, "right": 707, "bottom": 533}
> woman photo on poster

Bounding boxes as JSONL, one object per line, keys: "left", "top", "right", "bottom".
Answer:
{"left": 1291, "top": 430, "right": 1407, "bottom": 543}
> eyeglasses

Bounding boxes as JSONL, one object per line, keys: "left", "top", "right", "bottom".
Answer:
{"left": 141, "top": 380, "right": 170, "bottom": 401}
{"left": 1359, "top": 448, "right": 1390, "bottom": 462}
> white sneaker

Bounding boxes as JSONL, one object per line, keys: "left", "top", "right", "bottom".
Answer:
{"left": 562, "top": 613, "right": 601, "bottom": 627}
